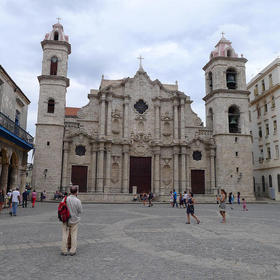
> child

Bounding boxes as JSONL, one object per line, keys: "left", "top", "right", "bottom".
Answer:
{"left": 242, "top": 198, "right": 248, "bottom": 211}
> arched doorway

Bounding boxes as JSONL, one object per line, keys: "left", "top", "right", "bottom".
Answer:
{"left": 7, "top": 152, "right": 18, "bottom": 191}
{"left": 0, "top": 149, "right": 9, "bottom": 194}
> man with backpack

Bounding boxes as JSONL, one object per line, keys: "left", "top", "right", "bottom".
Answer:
{"left": 60, "top": 185, "right": 82, "bottom": 256}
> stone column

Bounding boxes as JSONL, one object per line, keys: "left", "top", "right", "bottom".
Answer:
{"left": 96, "top": 142, "right": 105, "bottom": 193}
{"left": 210, "top": 148, "right": 216, "bottom": 192}
{"left": 180, "top": 98, "right": 185, "bottom": 140}
{"left": 0, "top": 164, "right": 9, "bottom": 194}
{"left": 62, "top": 141, "right": 70, "bottom": 188}
{"left": 173, "top": 99, "right": 179, "bottom": 139}
{"left": 89, "top": 142, "right": 97, "bottom": 192}
{"left": 181, "top": 146, "right": 187, "bottom": 192}
{"left": 19, "top": 167, "right": 27, "bottom": 193}
{"left": 173, "top": 146, "right": 179, "bottom": 192}
{"left": 100, "top": 94, "right": 106, "bottom": 137}
{"left": 154, "top": 101, "right": 160, "bottom": 140}
{"left": 186, "top": 149, "right": 191, "bottom": 190}
{"left": 122, "top": 145, "right": 129, "bottom": 193}
{"left": 123, "top": 97, "right": 130, "bottom": 139}
{"left": 107, "top": 96, "right": 112, "bottom": 137}
{"left": 104, "top": 144, "right": 112, "bottom": 193}
{"left": 153, "top": 147, "right": 160, "bottom": 195}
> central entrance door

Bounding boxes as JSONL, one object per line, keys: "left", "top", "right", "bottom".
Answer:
{"left": 129, "top": 157, "right": 151, "bottom": 194}
{"left": 71, "top": 165, "right": 88, "bottom": 193}
{"left": 191, "top": 170, "right": 205, "bottom": 194}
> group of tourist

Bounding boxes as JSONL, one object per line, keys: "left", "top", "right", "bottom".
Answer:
{"left": 139, "top": 192, "right": 154, "bottom": 207}
{"left": 0, "top": 187, "right": 47, "bottom": 216}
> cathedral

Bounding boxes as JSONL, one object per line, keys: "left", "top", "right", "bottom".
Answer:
{"left": 32, "top": 22, "right": 255, "bottom": 201}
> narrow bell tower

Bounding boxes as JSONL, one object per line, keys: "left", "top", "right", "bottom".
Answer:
{"left": 32, "top": 21, "right": 71, "bottom": 193}
{"left": 203, "top": 34, "right": 254, "bottom": 199}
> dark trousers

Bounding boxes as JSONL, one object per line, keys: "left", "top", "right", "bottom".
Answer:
{"left": 22, "top": 199, "right": 27, "bottom": 208}
{"left": 173, "top": 198, "right": 178, "bottom": 207}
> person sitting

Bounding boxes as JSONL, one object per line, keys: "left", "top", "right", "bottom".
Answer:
{"left": 133, "top": 194, "right": 138, "bottom": 201}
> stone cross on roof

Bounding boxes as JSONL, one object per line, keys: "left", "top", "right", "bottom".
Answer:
{"left": 137, "top": 55, "right": 144, "bottom": 67}
{"left": 56, "top": 17, "right": 61, "bottom": 23}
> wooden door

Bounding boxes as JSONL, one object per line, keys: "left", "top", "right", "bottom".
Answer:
{"left": 71, "top": 165, "right": 88, "bottom": 193}
{"left": 129, "top": 157, "right": 151, "bottom": 194}
{"left": 191, "top": 170, "right": 205, "bottom": 194}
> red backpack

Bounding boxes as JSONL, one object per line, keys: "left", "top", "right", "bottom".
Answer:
{"left": 58, "top": 197, "right": 71, "bottom": 223}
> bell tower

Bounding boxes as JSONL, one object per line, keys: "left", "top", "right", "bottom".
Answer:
{"left": 203, "top": 34, "right": 254, "bottom": 199}
{"left": 32, "top": 21, "right": 71, "bottom": 193}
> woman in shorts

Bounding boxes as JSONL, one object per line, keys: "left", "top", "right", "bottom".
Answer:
{"left": 217, "top": 189, "right": 227, "bottom": 223}
{"left": 186, "top": 191, "right": 200, "bottom": 224}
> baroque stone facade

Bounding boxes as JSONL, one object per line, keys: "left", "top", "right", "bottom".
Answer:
{"left": 32, "top": 24, "right": 255, "bottom": 201}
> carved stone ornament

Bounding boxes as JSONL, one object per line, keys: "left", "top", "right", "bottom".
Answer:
{"left": 134, "top": 99, "right": 148, "bottom": 114}
{"left": 112, "top": 119, "right": 120, "bottom": 134}
{"left": 162, "top": 121, "right": 172, "bottom": 136}
{"left": 162, "top": 165, "right": 172, "bottom": 185}
{"left": 193, "top": 151, "right": 202, "bottom": 161}
{"left": 161, "top": 111, "right": 173, "bottom": 121}
{"left": 111, "top": 162, "right": 120, "bottom": 183}
{"left": 130, "top": 132, "right": 152, "bottom": 143}
{"left": 75, "top": 145, "right": 86, "bottom": 156}
{"left": 111, "top": 108, "right": 122, "bottom": 119}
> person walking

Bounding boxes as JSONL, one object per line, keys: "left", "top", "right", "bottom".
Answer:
{"left": 169, "top": 191, "right": 173, "bottom": 207}
{"left": 61, "top": 185, "right": 82, "bottom": 256}
{"left": 0, "top": 189, "right": 4, "bottom": 213}
{"left": 31, "top": 190, "right": 37, "bottom": 208}
{"left": 217, "top": 189, "right": 227, "bottom": 223}
{"left": 22, "top": 189, "right": 28, "bottom": 208}
{"left": 148, "top": 192, "right": 153, "bottom": 207}
{"left": 185, "top": 192, "right": 200, "bottom": 224}
{"left": 11, "top": 188, "right": 20, "bottom": 216}
{"left": 242, "top": 198, "right": 248, "bottom": 211}
{"left": 237, "top": 192, "right": 241, "bottom": 205}
{"left": 173, "top": 189, "right": 178, "bottom": 208}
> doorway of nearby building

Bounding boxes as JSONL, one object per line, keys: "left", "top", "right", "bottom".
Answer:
{"left": 71, "top": 165, "right": 88, "bottom": 192}
{"left": 129, "top": 157, "right": 151, "bottom": 194}
{"left": 191, "top": 170, "right": 205, "bottom": 194}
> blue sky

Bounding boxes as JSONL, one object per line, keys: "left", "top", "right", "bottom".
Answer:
{"left": 1, "top": 0, "right": 280, "bottom": 143}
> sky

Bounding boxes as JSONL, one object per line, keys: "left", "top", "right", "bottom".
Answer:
{"left": 1, "top": 0, "right": 280, "bottom": 149}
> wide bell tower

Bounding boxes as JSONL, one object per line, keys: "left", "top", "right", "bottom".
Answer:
{"left": 32, "top": 21, "right": 71, "bottom": 193}
{"left": 203, "top": 34, "right": 255, "bottom": 199}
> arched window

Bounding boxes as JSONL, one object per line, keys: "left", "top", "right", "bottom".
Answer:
{"left": 207, "top": 108, "right": 213, "bottom": 129}
{"left": 262, "top": 176, "right": 265, "bottom": 192}
{"left": 269, "top": 175, "right": 273, "bottom": 188}
{"left": 226, "top": 49, "right": 232, "bottom": 57}
{"left": 228, "top": 105, "right": 240, "bottom": 133}
{"left": 47, "top": 99, "right": 55, "bottom": 113}
{"left": 226, "top": 68, "right": 237, "bottom": 89}
{"left": 50, "top": 56, "right": 58, "bottom": 75}
{"left": 208, "top": 72, "right": 213, "bottom": 92}
{"left": 54, "top": 31, "right": 59, "bottom": 41}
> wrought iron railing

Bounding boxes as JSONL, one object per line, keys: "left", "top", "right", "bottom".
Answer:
{"left": 0, "top": 112, "right": 34, "bottom": 145}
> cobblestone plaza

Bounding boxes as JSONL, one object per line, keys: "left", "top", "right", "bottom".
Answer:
{"left": 0, "top": 203, "right": 280, "bottom": 280}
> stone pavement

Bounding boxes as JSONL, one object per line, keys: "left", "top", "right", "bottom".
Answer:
{"left": 0, "top": 202, "right": 280, "bottom": 280}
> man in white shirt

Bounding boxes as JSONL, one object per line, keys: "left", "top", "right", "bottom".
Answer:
{"left": 11, "top": 188, "right": 20, "bottom": 216}
{"left": 61, "top": 185, "right": 82, "bottom": 256}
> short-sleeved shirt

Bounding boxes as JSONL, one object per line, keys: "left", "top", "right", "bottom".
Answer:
{"left": 173, "top": 192, "right": 177, "bottom": 199}
{"left": 12, "top": 190, "right": 20, "bottom": 202}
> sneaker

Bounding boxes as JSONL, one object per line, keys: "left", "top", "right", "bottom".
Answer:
{"left": 69, "top": 252, "right": 76, "bottom": 256}
{"left": 60, "top": 252, "right": 67, "bottom": 256}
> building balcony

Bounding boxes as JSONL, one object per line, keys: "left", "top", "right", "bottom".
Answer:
{"left": 0, "top": 112, "right": 33, "bottom": 150}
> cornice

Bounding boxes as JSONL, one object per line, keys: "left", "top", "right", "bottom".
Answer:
{"left": 203, "top": 56, "right": 247, "bottom": 71}
{"left": 41, "top": 40, "right": 71, "bottom": 54}
{"left": 250, "top": 84, "right": 280, "bottom": 106}
{"left": 203, "top": 89, "right": 250, "bottom": 102}
{"left": 37, "top": 75, "right": 70, "bottom": 87}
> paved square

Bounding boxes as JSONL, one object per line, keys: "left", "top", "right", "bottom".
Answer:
{"left": 0, "top": 202, "right": 280, "bottom": 280}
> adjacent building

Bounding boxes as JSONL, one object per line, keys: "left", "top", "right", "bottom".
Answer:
{"left": 248, "top": 58, "right": 280, "bottom": 200}
{"left": 32, "top": 23, "right": 255, "bottom": 201}
{"left": 0, "top": 65, "right": 33, "bottom": 194}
